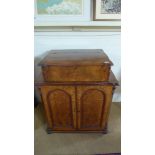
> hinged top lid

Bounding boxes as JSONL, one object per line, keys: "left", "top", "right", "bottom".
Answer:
{"left": 39, "top": 49, "right": 113, "bottom": 66}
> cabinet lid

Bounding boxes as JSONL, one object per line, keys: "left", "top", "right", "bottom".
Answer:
{"left": 38, "top": 49, "right": 113, "bottom": 66}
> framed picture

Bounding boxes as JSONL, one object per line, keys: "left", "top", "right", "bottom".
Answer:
{"left": 34, "top": 0, "right": 90, "bottom": 23}
{"left": 93, "top": 0, "right": 121, "bottom": 21}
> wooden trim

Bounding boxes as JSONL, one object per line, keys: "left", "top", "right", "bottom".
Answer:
{"left": 101, "top": 86, "right": 113, "bottom": 128}
{"left": 93, "top": 0, "right": 97, "bottom": 21}
{"left": 46, "top": 123, "right": 107, "bottom": 134}
{"left": 39, "top": 88, "right": 53, "bottom": 128}
{"left": 35, "top": 81, "right": 118, "bottom": 87}
{"left": 39, "top": 63, "right": 113, "bottom": 67}
{"left": 75, "top": 86, "right": 78, "bottom": 130}
{"left": 34, "top": 26, "right": 121, "bottom": 32}
{"left": 38, "top": 88, "right": 51, "bottom": 128}
{"left": 47, "top": 130, "right": 106, "bottom": 133}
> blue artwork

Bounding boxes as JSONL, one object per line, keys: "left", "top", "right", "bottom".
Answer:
{"left": 37, "top": 0, "right": 83, "bottom": 15}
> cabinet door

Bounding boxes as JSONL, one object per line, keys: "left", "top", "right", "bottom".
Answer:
{"left": 40, "top": 86, "right": 76, "bottom": 131}
{"left": 77, "top": 86, "right": 113, "bottom": 130}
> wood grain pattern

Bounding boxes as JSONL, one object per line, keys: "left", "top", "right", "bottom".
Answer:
{"left": 42, "top": 65, "right": 110, "bottom": 82}
{"left": 40, "top": 86, "right": 76, "bottom": 130}
{"left": 35, "top": 49, "right": 118, "bottom": 133}
{"left": 47, "top": 89, "right": 73, "bottom": 129}
{"left": 39, "top": 49, "right": 112, "bottom": 82}
{"left": 39, "top": 85, "right": 114, "bottom": 132}
{"left": 77, "top": 85, "right": 113, "bottom": 131}
{"left": 39, "top": 49, "right": 113, "bottom": 66}
{"left": 80, "top": 89, "right": 105, "bottom": 129}
{"left": 35, "top": 71, "right": 118, "bottom": 86}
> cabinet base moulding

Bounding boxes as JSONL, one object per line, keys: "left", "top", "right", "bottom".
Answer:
{"left": 46, "top": 123, "right": 108, "bottom": 134}
{"left": 46, "top": 129, "right": 108, "bottom": 134}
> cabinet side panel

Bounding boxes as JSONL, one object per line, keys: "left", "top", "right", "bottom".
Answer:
{"left": 40, "top": 87, "right": 53, "bottom": 128}
{"left": 101, "top": 86, "right": 113, "bottom": 128}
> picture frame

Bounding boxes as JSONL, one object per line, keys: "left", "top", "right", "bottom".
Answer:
{"left": 34, "top": 0, "right": 91, "bottom": 23}
{"left": 93, "top": 0, "right": 121, "bottom": 21}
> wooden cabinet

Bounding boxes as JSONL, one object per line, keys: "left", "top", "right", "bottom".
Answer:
{"left": 35, "top": 49, "right": 118, "bottom": 133}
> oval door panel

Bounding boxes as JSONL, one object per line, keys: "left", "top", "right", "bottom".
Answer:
{"left": 47, "top": 89, "right": 74, "bottom": 129}
{"left": 80, "top": 89, "right": 105, "bottom": 129}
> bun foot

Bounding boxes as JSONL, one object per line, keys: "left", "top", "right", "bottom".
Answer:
{"left": 102, "top": 123, "right": 108, "bottom": 134}
{"left": 46, "top": 128, "right": 52, "bottom": 134}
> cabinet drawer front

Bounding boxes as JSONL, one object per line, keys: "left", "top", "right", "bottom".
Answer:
{"left": 40, "top": 86, "right": 76, "bottom": 130}
{"left": 42, "top": 65, "right": 110, "bottom": 82}
{"left": 77, "top": 85, "right": 113, "bottom": 130}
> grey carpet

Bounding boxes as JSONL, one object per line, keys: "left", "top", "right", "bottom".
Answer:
{"left": 34, "top": 102, "right": 121, "bottom": 155}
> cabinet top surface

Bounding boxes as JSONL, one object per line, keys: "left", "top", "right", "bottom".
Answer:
{"left": 39, "top": 49, "right": 113, "bottom": 66}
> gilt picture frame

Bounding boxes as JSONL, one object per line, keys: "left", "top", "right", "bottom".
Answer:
{"left": 93, "top": 0, "right": 121, "bottom": 21}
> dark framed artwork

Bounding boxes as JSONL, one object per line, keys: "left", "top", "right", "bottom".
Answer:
{"left": 93, "top": 0, "right": 121, "bottom": 21}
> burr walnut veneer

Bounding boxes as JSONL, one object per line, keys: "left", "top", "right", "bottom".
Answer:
{"left": 39, "top": 49, "right": 113, "bottom": 82}
{"left": 35, "top": 49, "right": 118, "bottom": 134}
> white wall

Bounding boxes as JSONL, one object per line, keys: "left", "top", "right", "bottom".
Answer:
{"left": 34, "top": 31, "right": 121, "bottom": 102}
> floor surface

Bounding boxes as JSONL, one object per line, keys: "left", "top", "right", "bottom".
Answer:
{"left": 34, "top": 102, "right": 121, "bottom": 155}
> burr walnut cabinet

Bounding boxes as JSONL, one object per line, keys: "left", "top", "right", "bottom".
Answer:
{"left": 35, "top": 49, "right": 118, "bottom": 134}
